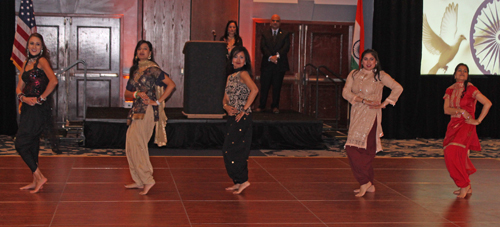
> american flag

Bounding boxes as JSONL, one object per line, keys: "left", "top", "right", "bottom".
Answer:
{"left": 11, "top": 0, "right": 37, "bottom": 71}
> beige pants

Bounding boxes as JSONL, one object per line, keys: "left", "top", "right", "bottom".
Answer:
{"left": 125, "top": 105, "right": 155, "bottom": 186}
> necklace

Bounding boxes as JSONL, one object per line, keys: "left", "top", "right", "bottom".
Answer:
{"left": 28, "top": 57, "right": 38, "bottom": 64}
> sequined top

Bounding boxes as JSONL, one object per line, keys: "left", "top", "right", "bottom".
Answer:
{"left": 225, "top": 71, "right": 252, "bottom": 113}
{"left": 342, "top": 69, "right": 403, "bottom": 151}
{"left": 22, "top": 61, "right": 49, "bottom": 97}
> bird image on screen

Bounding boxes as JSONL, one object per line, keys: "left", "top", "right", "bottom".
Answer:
{"left": 423, "top": 3, "right": 465, "bottom": 74}
{"left": 421, "top": 0, "right": 500, "bottom": 75}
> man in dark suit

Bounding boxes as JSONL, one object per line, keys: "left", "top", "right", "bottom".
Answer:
{"left": 256, "top": 14, "right": 290, "bottom": 114}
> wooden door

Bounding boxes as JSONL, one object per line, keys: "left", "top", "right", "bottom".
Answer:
{"left": 68, "top": 17, "right": 121, "bottom": 120}
{"left": 303, "top": 24, "right": 350, "bottom": 126}
{"left": 36, "top": 15, "right": 122, "bottom": 123}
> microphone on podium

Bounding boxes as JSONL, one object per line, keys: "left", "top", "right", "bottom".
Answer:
{"left": 212, "top": 30, "right": 216, "bottom": 41}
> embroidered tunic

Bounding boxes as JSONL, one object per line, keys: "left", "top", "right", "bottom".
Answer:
{"left": 342, "top": 69, "right": 403, "bottom": 152}
{"left": 125, "top": 61, "right": 169, "bottom": 146}
{"left": 126, "top": 63, "right": 168, "bottom": 123}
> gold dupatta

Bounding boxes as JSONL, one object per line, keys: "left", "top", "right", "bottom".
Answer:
{"left": 154, "top": 86, "right": 167, "bottom": 147}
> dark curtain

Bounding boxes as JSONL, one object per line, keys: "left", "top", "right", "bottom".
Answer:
{"left": 0, "top": 0, "right": 18, "bottom": 136}
{"left": 372, "top": 0, "right": 499, "bottom": 139}
{"left": 372, "top": 0, "right": 423, "bottom": 139}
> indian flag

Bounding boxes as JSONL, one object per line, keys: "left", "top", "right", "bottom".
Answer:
{"left": 350, "top": 0, "right": 364, "bottom": 70}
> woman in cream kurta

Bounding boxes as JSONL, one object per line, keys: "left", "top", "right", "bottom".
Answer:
{"left": 342, "top": 49, "right": 403, "bottom": 197}
{"left": 124, "top": 40, "right": 176, "bottom": 195}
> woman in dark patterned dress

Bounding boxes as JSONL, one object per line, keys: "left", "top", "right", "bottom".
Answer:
{"left": 220, "top": 20, "right": 243, "bottom": 54}
{"left": 222, "top": 46, "right": 259, "bottom": 195}
{"left": 15, "top": 33, "right": 59, "bottom": 193}
{"left": 124, "top": 40, "right": 176, "bottom": 195}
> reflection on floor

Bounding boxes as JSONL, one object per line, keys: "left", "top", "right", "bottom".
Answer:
{"left": 0, "top": 156, "right": 499, "bottom": 226}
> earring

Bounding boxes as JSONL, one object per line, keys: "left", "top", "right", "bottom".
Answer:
{"left": 244, "top": 62, "right": 246, "bottom": 65}
{"left": 40, "top": 49, "right": 43, "bottom": 55}
{"left": 373, "top": 68, "right": 377, "bottom": 73}
{"left": 134, "top": 55, "right": 138, "bottom": 60}
{"left": 148, "top": 54, "right": 151, "bottom": 60}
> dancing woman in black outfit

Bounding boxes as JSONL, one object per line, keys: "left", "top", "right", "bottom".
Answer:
{"left": 222, "top": 46, "right": 258, "bottom": 194}
{"left": 15, "top": 33, "right": 58, "bottom": 193}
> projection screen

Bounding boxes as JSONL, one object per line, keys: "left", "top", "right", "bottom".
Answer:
{"left": 421, "top": 0, "right": 500, "bottom": 75}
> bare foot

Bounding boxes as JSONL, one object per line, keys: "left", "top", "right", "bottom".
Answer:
{"left": 354, "top": 185, "right": 376, "bottom": 193}
{"left": 139, "top": 183, "right": 155, "bottom": 195}
{"left": 457, "top": 185, "right": 472, "bottom": 198}
{"left": 225, "top": 184, "right": 240, "bottom": 191}
{"left": 453, "top": 186, "right": 472, "bottom": 195}
{"left": 124, "top": 183, "right": 144, "bottom": 189}
{"left": 233, "top": 181, "right": 250, "bottom": 195}
{"left": 30, "top": 177, "right": 47, "bottom": 194}
{"left": 20, "top": 182, "right": 36, "bottom": 190}
{"left": 355, "top": 182, "right": 372, "bottom": 197}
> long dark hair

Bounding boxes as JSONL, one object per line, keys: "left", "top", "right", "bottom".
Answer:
{"left": 26, "top": 33, "right": 52, "bottom": 69}
{"left": 453, "top": 63, "right": 470, "bottom": 99}
{"left": 227, "top": 46, "right": 252, "bottom": 77}
{"left": 129, "top": 40, "right": 157, "bottom": 79}
{"left": 359, "top": 49, "right": 382, "bottom": 81}
{"left": 222, "top": 20, "right": 240, "bottom": 41}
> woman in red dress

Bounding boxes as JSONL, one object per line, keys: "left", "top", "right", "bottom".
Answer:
{"left": 443, "top": 63, "right": 491, "bottom": 198}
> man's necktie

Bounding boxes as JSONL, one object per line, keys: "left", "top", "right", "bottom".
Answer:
{"left": 273, "top": 30, "right": 277, "bottom": 42}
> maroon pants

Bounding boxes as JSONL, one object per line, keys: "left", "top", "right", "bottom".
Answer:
{"left": 346, "top": 120, "right": 377, "bottom": 185}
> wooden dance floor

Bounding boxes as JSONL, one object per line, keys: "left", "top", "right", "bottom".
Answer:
{"left": 1, "top": 156, "right": 499, "bottom": 226}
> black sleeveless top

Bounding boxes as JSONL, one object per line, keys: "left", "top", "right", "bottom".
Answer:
{"left": 22, "top": 60, "right": 49, "bottom": 97}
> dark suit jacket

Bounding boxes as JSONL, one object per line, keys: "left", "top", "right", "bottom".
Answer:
{"left": 260, "top": 28, "right": 290, "bottom": 73}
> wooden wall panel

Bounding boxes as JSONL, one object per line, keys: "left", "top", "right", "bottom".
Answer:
{"left": 143, "top": 0, "right": 190, "bottom": 107}
{"left": 191, "top": 0, "right": 239, "bottom": 41}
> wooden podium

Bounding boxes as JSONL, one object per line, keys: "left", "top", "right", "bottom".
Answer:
{"left": 182, "top": 41, "right": 227, "bottom": 118}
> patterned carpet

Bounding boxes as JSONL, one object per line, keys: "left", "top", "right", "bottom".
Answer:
{"left": 0, "top": 135, "right": 499, "bottom": 158}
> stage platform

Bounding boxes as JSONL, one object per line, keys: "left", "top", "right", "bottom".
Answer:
{"left": 84, "top": 107, "right": 324, "bottom": 149}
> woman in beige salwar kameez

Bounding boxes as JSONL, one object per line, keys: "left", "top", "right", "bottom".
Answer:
{"left": 342, "top": 49, "right": 403, "bottom": 197}
{"left": 124, "top": 40, "right": 176, "bottom": 195}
